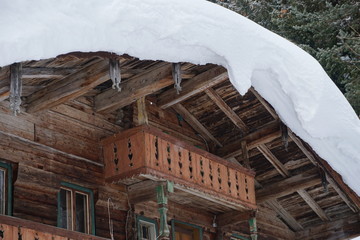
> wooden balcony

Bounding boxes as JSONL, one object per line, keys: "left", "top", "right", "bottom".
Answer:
{"left": 0, "top": 215, "right": 109, "bottom": 240}
{"left": 102, "top": 125, "right": 256, "bottom": 212}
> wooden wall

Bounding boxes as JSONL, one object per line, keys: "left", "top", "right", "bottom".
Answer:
{"left": 0, "top": 99, "right": 128, "bottom": 239}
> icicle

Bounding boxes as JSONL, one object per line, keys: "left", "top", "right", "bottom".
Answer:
{"left": 9, "top": 63, "right": 22, "bottom": 116}
{"left": 109, "top": 58, "right": 121, "bottom": 92}
{"left": 172, "top": 63, "right": 182, "bottom": 94}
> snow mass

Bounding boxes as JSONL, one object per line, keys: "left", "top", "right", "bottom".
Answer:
{"left": 0, "top": 0, "right": 359, "bottom": 194}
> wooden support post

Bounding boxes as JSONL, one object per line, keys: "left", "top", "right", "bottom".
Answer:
{"left": 136, "top": 97, "right": 148, "bottom": 125}
{"left": 241, "top": 141, "right": 250, "bottom": 168}
{"left": 10, "top": 63, "right": 22, "bottom": 115}
{"left": 156, "top": 181, "right": 174, "bottom": 240}
{"left": 249, "top": 216, "right": 257, "bottom": 240}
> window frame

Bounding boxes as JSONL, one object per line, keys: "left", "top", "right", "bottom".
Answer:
{"left": 137, "top": 215, "right": 158, "bottom": 240}
{"left": 171, "top": 219, "right": 203, "bottom": 240}
{"left": 57, "top": 182, "right": 95, "bottom": 235}
{"left": 231, "top": 233, "right": 251, "bottom": 240}
{"left": 0, "top": 161, "right": 13, "bottom": 216}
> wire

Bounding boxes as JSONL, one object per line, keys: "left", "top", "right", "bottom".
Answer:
{"left": 107, "top": 198, "right": 115, "bottom": 240}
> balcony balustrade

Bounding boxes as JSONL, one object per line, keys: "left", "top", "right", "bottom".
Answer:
{"left": 0, "top": 215, "right": 108, "bottom": 240}
{"left": 102, "top": 125, "right": 256, "bottom": 210}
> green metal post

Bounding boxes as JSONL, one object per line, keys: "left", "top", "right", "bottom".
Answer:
{"left": 249, "top": 217, "right": 257, "bottom": 240}
{"left": 156, "top": 183, "right": 172, "bottom": 239}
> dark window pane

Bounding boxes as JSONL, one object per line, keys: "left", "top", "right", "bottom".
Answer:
{"left": 0, "top": 169, "right": 5, "bottom": 215}
{"left": 75, "top": 192, "right": 88, "bottom": 233}
{"left": 59, "top": 189, "right": 72, "bottom": 229}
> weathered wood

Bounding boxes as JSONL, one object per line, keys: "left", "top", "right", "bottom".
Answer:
{"left": 297, "top": 189, "right": 330, "bottom": 221}
{"left": 266, "top": 199, "right": 304, "bottom": 231}
{"left": 26, "top": 60, "right": 109, "bottom": 113}
{"left": 158, "top": 66, "right": 228, "bottom": 109}
{"left": 256, "top": 171, "right": 321, "bottom": 203}
{"left": 249, "top": 88, "right": 278, "bottom": 119}
{"left": 289, "top": 129, "right": 360, "bottom": 212}
{"left": 241, "top": 141, "right": 250, "bottom": 168}
{"left": 95, "top": 62, "right": 173, "bottom": 113}
{"left": 257, "top": 143, "right": 330, "bottom": 222}
{"left": 172, "top": 103, "right": 223, "bottom": 147}
{"left": 218, "top": 120, "right": 281, "bottom": 159}
{"left": 0, "top": 90, "right": 10, "bottom": 102}
{"left": 10, "top": 63, "right": 22, "bottom": 115}
{"left": 326, "top": 175, "right": 358, "bottom": 213}
{"left": 127, "top": 180, "right": 158, "bottom": 204}
{"left": 21, "top": 67, "right": 78, "bottom": 79}
{"left": 295, "top": 214, "right": 360, "bottom": 240}
{"left": 0, "top": 215, "right": 109, "bottom": 240}
{"left": 216, "top": 211, "right": 253, "bottom": 227}
{"left": 257, "top": 144, "right": 290, "bottom": 177}
{"left": 136, "top": 97, "right": 149, "bottom": 125}
{"left": 205, "top": 87, "right": 249, "bottom": 133}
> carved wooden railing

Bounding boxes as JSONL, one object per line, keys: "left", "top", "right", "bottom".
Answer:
{"left": 0, "top": 215, "right": 109, "bottom": 240}
{"left": 102, "top": 125, "right": 256, "bottom": 209}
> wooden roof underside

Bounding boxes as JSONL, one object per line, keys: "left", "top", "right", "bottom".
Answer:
{"left": 0, "top": 53, "right": 359, "bottom": 239}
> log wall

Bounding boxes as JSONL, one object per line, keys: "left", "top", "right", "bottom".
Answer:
{"left": 0, "top": 100, "right": 127, "bottom": 239}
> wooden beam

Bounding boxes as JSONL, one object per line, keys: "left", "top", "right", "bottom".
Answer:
{"left": 21, "top": 67, "right": 78, "bottom": 79}
{"left": 136, "top": 97, "right": 148, "bottom": 125}
{"left": 249, "top": 88, "right": 278, "bottom": 119}
{"left": 127, "top": 180, "right": 159, "bottom": 204}
{"left": 295, "top": 214, "right": 360, "bottom": 240}
{"left": 172, "top": 103, "right": 223, "bottom": 147}
{"left": 0, "top": 90, "right": 10, "bottom": 102}
{"left": 326, "top": 176, "right": 358, "bottom": 213}
{"left": 297, "top": 189, "right": 329, "bottom": 221}
{"left": 95, "top": 62, "right": 173, "bottom": 113}
{"left": 266, "top": 199, "right": 303, "bottom": 231}
{"left": 257, "top": 144, "right": 290, "bottom": 177}
{"left": 288, "top": 130, "right": 317, "bottom": 165}
{"left": 158, "top": 66, "right": 228, "bottom": 109}
{"left": 205, "top": 87, "right": 249, "bottom": 133}
{"left": 26, "top": 60, "right": 109, "bottom": 113}
{"left": 256, "top": 171, "right": 321, "bottom": 203}
{"left": 289, "top": 129, "right": 360, "bottom": 212}
{"left": 257, "top": 144, "right": 330, "bottom": 221}
{"left": 216, "top": 211, "right": 253, "bottom": 228}
{"left": 217, "top": 120, "right": 281, "bottom": 159}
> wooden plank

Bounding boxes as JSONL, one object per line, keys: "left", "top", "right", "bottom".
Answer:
{"left": 21, "top": 67, "right": 78, "bottom": 79}
{"left": 295, "top": 214, "right": 360, "bottom": 240}
{"left": 127, "top": 180, "right": 159, "bottom": 204}
{"left": 297, "top": 189, "right": 330, "bottom": 221}
{"left": 249, "top": 87, "right": 278, "bottom": 119}
{"left": 216, "top": 211, "right": 253, "bottom": 227}
{"left": 0, "top": 215, "right": 109, "bottom": 240}
{"left": 266, "top": 199, "right": 303, "bottom": 231}
{"left": 172, "top": 103, "right": 223, "bottom": 147}
{"left": 95, "top": 62, "right": 173, "bottom": 113}
{"left": 257, "top": 144, "right": 290, "bottom": 177}
{"left": 0, "top": 90, "right": 10, "bottom": 102}
{"left": 26, "top": 60, "right": 109, "bottom": 113}
{"left": 205, "top": 87, "right": 249, "bottom": 133}
{"left": 158, "top": 66, "right": 228, "bottom": 109}
{"left": 256, "top": 171, "right": 321, "bottom": 203}
{"left": 289, "top": 129, "right": 360, "bottom": 212}
{"left": 136, "top": 97, "right": 148, "bottom": 125}
{"left": 217, "top": 120, "right": 281, "bottom": 159}
{"left": 326, "top": 176, "right": 358, "bottom": 213}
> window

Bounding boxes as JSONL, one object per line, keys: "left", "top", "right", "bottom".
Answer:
{"left": 171, "top": 220, "right": 202, "bottom": 240}
{"left": 0, "top": 162, "right": 12, "bottom": 216}
{"left": 57, "top": 182, "right": 95, "bottom": 235}
{"left": 137, "top": 215, "right": 158, "bottom": 240}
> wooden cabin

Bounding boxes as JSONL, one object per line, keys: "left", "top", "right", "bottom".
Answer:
{"left": 0, "top": 53, "right": 359, "bottom": 240}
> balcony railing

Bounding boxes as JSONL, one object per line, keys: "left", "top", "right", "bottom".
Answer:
{"left": 0, "top": 215, "right": 109, "bottom": 240}
{"left": 102, "top": 125, "right": 256, "bottom": 209}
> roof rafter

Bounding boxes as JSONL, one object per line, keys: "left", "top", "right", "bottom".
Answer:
{"left": 95, "top": 62, "right": 173, "bottom": 113}
{"left": 26, "top": 60, "right": 109, "bottom": 113}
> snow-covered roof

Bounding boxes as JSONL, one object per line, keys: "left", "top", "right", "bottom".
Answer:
{"left": 0, "top": 0, "right": 359, "bottom": 195}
